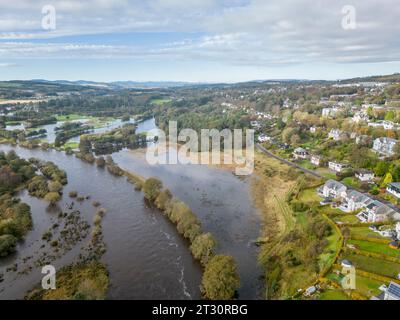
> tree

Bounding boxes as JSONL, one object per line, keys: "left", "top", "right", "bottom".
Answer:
{"left": 48, "top": 180, "right": 62, "bottom": 193}
{"left": 44, "top": 192, "right": 61, "bottom": 206}
{"left": 155, "top": 189, "right": 172, "bottom": 210}
{"left": 201, "top": 255, "right": 240, "bottom": 300}
{"left": 190, "top": 233, "right": 216, "bottom": 266}
{"left": 381, "top": 172, "right": 393, "bottom": 188}
{"left": 374, "top": 161, "right": 389, "bottom": 177}
{"left": 0, "top": 234, "right": 17, "bottom": 257}
{"left": 143, "top": 178, "right": 163, "bottom": 201}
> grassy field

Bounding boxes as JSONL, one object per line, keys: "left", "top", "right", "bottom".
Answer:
{"left": 316, "top": 167, "right": 337, "bottom": 180}
{"left": 343, "top": 252, "right": 400, "bottom": 279}
{"left": 356, "top": 275, "right": 382, "bottom": 297}
{"left": 349, "top": 227, "right": 387, "bottom": 240}
{"left": 319, "top": 289, "right": 350, "bottom": 300}
{"left": 342, "top": 177, "right": 361, "bottom": 189}
{"left": 333, "top": 214, "right": 360, "bottom": 224}
{"left": 348, "top": 239, "right": 399, "bottom": 258}
{"left": 150, "top": 98, "right": 171, "bottom": 105}
{"left": 318, "top": 219, "right": 341, "bottom": 272}
{"left": 297, "top": 188, "right": 321, "bottom": 205}
{"left": 62, "top": 141, "right": 80, "bottom": 150}
{"left": 56, "top": 114, "right": 90, "bottom": 121}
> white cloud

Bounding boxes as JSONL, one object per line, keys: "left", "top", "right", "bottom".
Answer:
{"left": 0, "top": 0, "right": 399, "bottom": 67}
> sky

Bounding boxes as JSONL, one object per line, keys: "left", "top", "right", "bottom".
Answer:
{"left": 0, "top": 0, "right": 399, "bottom": 82}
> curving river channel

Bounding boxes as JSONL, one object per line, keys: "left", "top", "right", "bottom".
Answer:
{"left": 0, "top": 119, "right": 262, "bottom": 300}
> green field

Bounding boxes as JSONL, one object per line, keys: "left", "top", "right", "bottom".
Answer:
{"left": 319, "top": 225, "right": 341, "bottom": 271}
{"left": 342, "top": 177, "right": 361, "bottom": 189}
{"left": 349, "top": 227, "right": 386, "bottom": 240}
{"left": 333, "top": 214, "right": 360, "bottom": 224}
{"left": 56, "top": 114, "right": 90, "bottom": 121}
{"left": 348, "top": 239, "right": 399, "bottom": 259}
{"left": 356, "top": 275, "right": 382, "bottom": 297}
{"left": 343, "top": 252, "right": 400, "bottom": 278}
{"left": 319, "top": 289, "right": 350, "bottom": 300}
{"left": 150, "top": 98, "right": 171, "bottom": 105}
{"left": 62, "top": 141, "right": 79, "bottom": 150}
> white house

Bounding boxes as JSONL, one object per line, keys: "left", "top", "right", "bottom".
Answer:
{"left": 352, "top": 111, "right": 369, "bottom": 123}
{"left": 258, "top": 134, "right": 272, "bottom": 143}
{"left": 322, "top": 107, "right": 340, "bottom": 118}
{"left": 328, "top": 161, "right": 350, "bottom": 173}
{"left": 310, "top": 155, "right": 322, "bottom": 166}
{"left": 309, "top": 126, "right": 317, "bottom": 134}
{"left": 293, "top": 147, "right": 308, "bottom": 160}
{"left": 365, "top": 201, "right": 393, "bottom": 223}
{"left": 328, "top": 129, "right": 347, "bottom": 141}
{"left": 355, "top": 169, "right": 374, "bottom": 183}
{"left": 321, "top": 180, "right": 347, "bottom": 199}
{"left": 373, "top": 137, "right": 397, "bottom": 157}
{"left": 344, "top": 190, "right": 373, "bottom": 212}
{"left": 396, "top": 222, "right": 400, "bottom": 240}
{"left": 386, "top": 182, "right": 400, "bottom": 199}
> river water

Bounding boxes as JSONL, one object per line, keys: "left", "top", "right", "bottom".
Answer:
{"left": 0, "top": 118, "right": 262, "bottom": 300}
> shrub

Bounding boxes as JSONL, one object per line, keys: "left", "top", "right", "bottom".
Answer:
{"left": 190, "top": 233, "right": 216, "bottom": 266}
{"left": 44, "top": 192, "right": 61, "bottom": 206}
{"left": 0, "top": 234, "right": 17, "bottom": 257}
{"left": 143, "top": 178, "right": 163, "bottom": 201}
{"left": 69, "top": 191, "right": 78, "bottom": 198}
{"left": 201, "top": 255, "right": 240, "bottom": 300}
{"left": 155, "top": 189, "right": 173, "bottom": 210}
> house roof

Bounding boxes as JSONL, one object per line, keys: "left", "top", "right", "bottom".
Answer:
{"left": 387, "top": 282, "right": 400, "bottom": 299}
{"left": 346, "top": 190, "right": 372, "bottom": 205}
{"left": 356, "top": 169, "right": 373, "bottom": 175}
{"left": 325, "top": 179, "right": 347, "bottom": 191}
{"left": 388, "top": 182, "right": 400, "bottom": 189}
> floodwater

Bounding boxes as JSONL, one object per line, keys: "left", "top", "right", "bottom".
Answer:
{"left": 0, "top": 118, "right": 262, "bottom": 299}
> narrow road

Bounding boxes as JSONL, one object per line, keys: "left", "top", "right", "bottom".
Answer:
{"left": 256, "top": 143, "right": 324, "bottom": 179}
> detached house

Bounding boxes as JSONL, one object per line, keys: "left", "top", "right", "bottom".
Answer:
{"left": 344, "top": 190, "right": 373, "bottom": 212}
{"left": 364, "top": 201, "right": 394, "bottom": 223}
{"left": 352, "top": 111, "right": 369, "bottom": 123}
{"left": 355, "top": 169, "right": 374, "bottom": 183}
{"left": 310, "top": 155, "right": 322, "bottom": 166}
{"left": 328, "top": 129, "right": 347, "bottom": 141}
{"left": 328, "top": 161, "right": 350, "bottom": 173}
{"left": 386, "top": 183, "right": 400, "bottom": 199}
{"left": 321, "top": 180, "right": 347, "bottom": 199}
{"left": 373, "top": 137, "right": 397, "bottom": 157}
{"left": 293, "top": 147, "right": 308, "bottom": 160}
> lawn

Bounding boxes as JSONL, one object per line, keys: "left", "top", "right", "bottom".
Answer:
{"left": 316, "top": 168, "right": 337, "bottom": 180}
{"left": 319, "top": 289, "right": 350, "bottom": 300}
{"left": 343, "top": 252, "right": 400, "bottom": 279}
{"left": 349, "top": 227, "right": 386, "bottom": 240}
{"left": 348, "top": 239, "right": 399, "bottom": 259}
{"left": 333, "top": 214, "right": 360, "bottom": 224}
{"left": 342, "top": 177, "right": 361, "bottom": 189}
{"left": 355, "top": 275, "right": 382, "bottom": 297}
{"left": 297, "top": 160, "right": 317, "bottom": 171}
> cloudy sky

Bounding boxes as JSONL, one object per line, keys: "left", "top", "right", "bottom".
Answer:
{"left": 0, "top": 0, "right": 399, "bottom": 82}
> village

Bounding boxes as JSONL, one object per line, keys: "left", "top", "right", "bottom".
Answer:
{"left": 242, "top": 79, "right": 400, "bottom": 300}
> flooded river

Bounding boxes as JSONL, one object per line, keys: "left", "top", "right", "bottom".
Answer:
{"left": 0, "top": 118, "right": 262, "bottom": 299}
